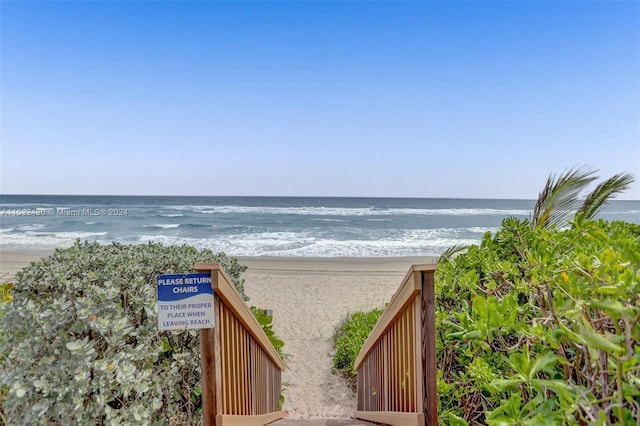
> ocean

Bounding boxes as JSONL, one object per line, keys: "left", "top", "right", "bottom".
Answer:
{"left": 1, "top": 195, "right": 638, "bottom": 257}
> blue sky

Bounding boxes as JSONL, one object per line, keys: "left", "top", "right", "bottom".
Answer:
{"left": 1, "top": 1, "right": 639, "bottom": 199}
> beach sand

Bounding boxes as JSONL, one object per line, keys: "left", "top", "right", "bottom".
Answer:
{"left": 0, "top": 249, "right": 53, "bottom": 282}
{"left": 0, "top": 249, "right": 435, "bottom": 420}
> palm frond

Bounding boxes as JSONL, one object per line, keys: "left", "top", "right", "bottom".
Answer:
{"left": 532, "top": 166, "right": 598, "bottom": 229}
{"left": 438, "top": 244, "right": 469, "bottom": 263}
{"left": 578, "top": 172, "right": 635, "bottom": 220}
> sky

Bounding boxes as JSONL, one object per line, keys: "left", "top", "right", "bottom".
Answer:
{"left": 1, "top": 1, "right": 639, "bottom": 199}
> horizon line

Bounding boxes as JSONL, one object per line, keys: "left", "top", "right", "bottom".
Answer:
{"left": 2, "top": 193, "right": 639, "bottom": 202}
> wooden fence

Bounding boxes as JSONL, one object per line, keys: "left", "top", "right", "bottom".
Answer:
{"left": 354, "top": 264, "right": 437, "bottom": 426}
{"left": 195, "top": 263, "right": 286, "bottom": 426}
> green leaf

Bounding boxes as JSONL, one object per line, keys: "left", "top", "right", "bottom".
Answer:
{"left": 510, "top": 350, "right": 531, "bottom": 377}
{"left": 530, "top": 379, "right": 576, "bottom": 403}
{"left": 529, "top": 352, "right": 559, "bottom": 378}
{"left": 578, "top": 320, "right": 624, "bottom": 355}
{"left": 589, "top": 300, "right": 632, "bottom": 317}
{"left": 446, "top": 412, "right": 470, "bottom": 426}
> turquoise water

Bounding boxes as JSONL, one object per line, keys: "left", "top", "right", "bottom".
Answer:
{"left": 0, "top": 195, "right": 638, "bottom": 256}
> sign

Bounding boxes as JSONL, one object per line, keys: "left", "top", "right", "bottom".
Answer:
{"left": 157, "top": 273, "right": 215, "bottom": 330}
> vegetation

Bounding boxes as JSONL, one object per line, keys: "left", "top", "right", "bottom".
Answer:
{"left": 332, "top": 308, "right": 383, "bottom": 380}
{"left": 0, "top": 282, "right": 12, "bottom": 304}
{"left": 250, "top": 306, "right": 285, "bottom": 358}
{"left": 335, "top": 168, "right": 639, "bottom": 424}
{"left": 0, "top": 241, "right": 254, "bottom": 425}
{"left": 436, "top": 216, "right": 639, "bottom": 424}
{"left": 0, "top": 281, "right": 12, "bottom": 424}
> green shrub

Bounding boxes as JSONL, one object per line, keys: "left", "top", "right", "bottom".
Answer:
{"left": 0, "top": 241, "right": 247, "bottom": 425}
{"left": 0, "top": 282, "right": 12, "bottom": 304}
{"left": 333, "top": 308, "right": 383, "bottom": 379}
{"left": 1, "top": 281, "right": 12, "bottom": 424}
{"left": 436, "top": 217, "right": 640, "bottom": 424}
{"left": 250, "top": 307, "right": 285, "bottom": 358}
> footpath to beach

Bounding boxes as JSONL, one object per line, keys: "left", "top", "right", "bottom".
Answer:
{"left": 240, "top": 256, "right": 431, "bottom": 420}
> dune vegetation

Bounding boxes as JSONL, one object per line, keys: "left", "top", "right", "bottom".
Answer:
{"left": 0, "top": 242, "right": 251, "bottom": 425}
{"left": 436, "top": 215, "right": 639, "bottom": 424}
{"left": 333, "top": 168, "right": 639, "bottom": 424}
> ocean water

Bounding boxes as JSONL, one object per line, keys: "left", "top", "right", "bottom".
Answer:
{"left": 1, "top": 195, "right": 638, "bottom": 257}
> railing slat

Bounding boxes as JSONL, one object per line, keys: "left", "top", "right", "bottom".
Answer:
{"left": 402, "top": 309, "right": 408, "bottom": 412}
{"left": 383, "top": 335, "right": 388, "bottom": 412}
{"left": 231, "top": 311, "right": 238, "bottom": 414}
{"left": 223, "top": 304, "right": 230, "bottom": 413}
{"left": 390, "top": 323, "right": 395, "bottom": 411}
{"left": 413, "top": 296, "right": 423, "bottom": 414}
{"left": 214, "top": 297, "right": 224, "bottom": 416}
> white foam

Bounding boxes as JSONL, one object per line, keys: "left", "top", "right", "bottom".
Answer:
{"left": 130, "top": 227, "right": 489, "bottom": 257}
{"left": 165, "top": 205, "right": 532, "bottom": 217}
{"left": 0, "top": 231, "right": 109, "bottom": 249}
{"left": 0, "top": 228, "right": 481, "bottom": 256}
{"left": 143, "top": 224, "right": 180, "bottom": 229}
{"left": 17, "top": 224, "right": 47, "bottom": 231}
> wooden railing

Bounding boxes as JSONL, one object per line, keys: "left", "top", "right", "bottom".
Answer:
{"left": 354, "top": 264, "right": 437, "bottom": 426}
{"left": 195, "top": 263, "right": 286, "bottom": 426}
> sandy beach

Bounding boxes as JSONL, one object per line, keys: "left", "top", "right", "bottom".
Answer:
{"left": 0, "top": 249, "right": 54, "bottom": 282}
{"left": 0, "top": 249, "right": 435, "bottom": 419}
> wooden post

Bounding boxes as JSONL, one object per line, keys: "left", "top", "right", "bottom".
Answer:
{"left": 196, "top": 264, "right": 219, "bottom": 426}
{"left": 200, "top": 327, "right": 217, "bottom": 425}
{"left": 421, "top": 270, "right": 437, "bottom": 425}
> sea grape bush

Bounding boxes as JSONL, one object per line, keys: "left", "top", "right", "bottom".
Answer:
{"left": 436, "top": 217, "right": 639, "bottom": 425}
{"left": 0, "top": 241, "right": 248, "bottom": 425}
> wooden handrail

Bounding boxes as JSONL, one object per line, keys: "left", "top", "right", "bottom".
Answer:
{"left": 195, "top": 263, "right": 285, "bottom": 425}
{"left": 195, "top": 263, "right": 285, "bottom": 371}
{"left": 354, "top": 264, "right": 438, "bottom": 426}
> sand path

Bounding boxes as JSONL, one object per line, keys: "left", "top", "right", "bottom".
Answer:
{"left": 240, "top": 257, "right": 430, "bottom": 420}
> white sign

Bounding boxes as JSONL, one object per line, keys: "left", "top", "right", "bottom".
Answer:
{"left": 157, "top": 273, "right": 215, "bottom": 330}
